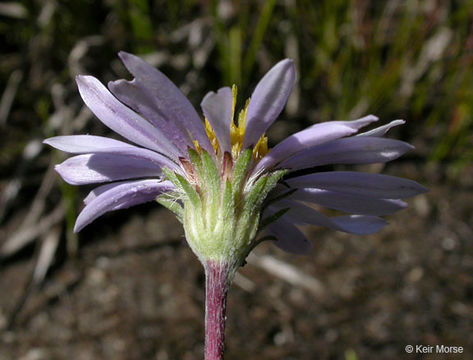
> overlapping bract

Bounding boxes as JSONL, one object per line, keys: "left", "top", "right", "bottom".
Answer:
{"left": 44, "top": 52, "right": 426, "bottom": 253}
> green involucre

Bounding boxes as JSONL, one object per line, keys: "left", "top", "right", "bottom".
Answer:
{"left": 159, "top": 151, "right": 286, "bottom": 266}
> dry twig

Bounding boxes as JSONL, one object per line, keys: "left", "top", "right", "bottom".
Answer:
{"left": 247, "top": 253, "right": 326, "bottom": 298}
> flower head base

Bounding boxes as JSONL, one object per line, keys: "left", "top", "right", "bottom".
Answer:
{"left": 158, "top": 147, "right": 285, "bottom": 268}
{"left": 44, "top": 52, "right": 427, "bottom": 271}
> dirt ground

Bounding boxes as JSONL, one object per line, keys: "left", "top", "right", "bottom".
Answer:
{"left": 0, "top": 162, "right": 472, "bottom": 360}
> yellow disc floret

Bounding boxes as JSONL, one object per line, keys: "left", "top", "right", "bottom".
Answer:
{"left": 230, "top": 89, "right": 268, "bottom": 161}
{"left": 230, "top": 98, "right": 248, "bottom": 158}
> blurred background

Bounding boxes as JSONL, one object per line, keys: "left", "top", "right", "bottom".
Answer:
{"left": 0, "top": 0, "right": 472, "bottom": 359}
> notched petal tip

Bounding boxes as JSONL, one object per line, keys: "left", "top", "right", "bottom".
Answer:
{"left": 107, "top": 78, "right": 122, "bottom": 89}
{"left": 201, "top": 87, "right": 232, "bottom": 108}
{"left": 113, "top": 51, "right": 214, "bottom": 155}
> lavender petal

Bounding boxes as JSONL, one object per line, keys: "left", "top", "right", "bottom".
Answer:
{"left": 289, "top": 188, "right": 407, "bottom": 215}
{"left": 286, "top": 171, "right": 427, "bottom": 199}
{"left": 83, "top": 180, "right": 175, "bottom": 205}
{"left": 55, "top": 153, "right": 163, "bottom": 185}
{"left": 243, "top": 59, "right": 296, "bottom": 148}
{"left": 331, "top": 215, "right": 388, "bottom": 235}
{"left": 43, "top": 135, "right": 178, "bottom": 168}
{"left": 117, "top": 51, "right": 213, "bottom": 154}
{"left": 253, "top": 115, "right": 378, "bottom": 175}
{"left": 201, "top": 87, "right": 233, "bottom": 154}
{"left": 265, "top": 217, "right": 312, "bottom": 254}
{"left": 279, "top": 137, "right": 414, "bottom": 171}
{"left": 108, "top": 79, "right": 193, "bottom": 153}
{"left": 44, "top": 135, "right": 136, "bottom": 153}
{"left": 83, "top": 182, "right": 122, "bottom": 205}
{"left": 357, "top": 119, "right": 405, "bottom": 137}
{"left": 268, "top": 200, "right": 387, "bottom": 235}
{"left": 76, "top": 75, "right": 179, "bottom": 159}
{"left": 74, "top": 179, "right": 173, "bottom": 232}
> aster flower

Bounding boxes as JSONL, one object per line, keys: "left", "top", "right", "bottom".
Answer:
{"left": 44, "top": 52, "right": 426, "bottom": 359}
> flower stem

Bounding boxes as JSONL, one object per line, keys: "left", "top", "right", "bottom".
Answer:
{"left": 205, "top": 260, "right": 230, "bottom": 360}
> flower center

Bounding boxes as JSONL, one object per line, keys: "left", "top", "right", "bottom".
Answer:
{"left": 195, "top": 85, "right": 269, "bottom": 162}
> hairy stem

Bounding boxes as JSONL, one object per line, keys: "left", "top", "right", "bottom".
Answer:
{"left": 205, "top": 260, "right": 230, "bottom": 360}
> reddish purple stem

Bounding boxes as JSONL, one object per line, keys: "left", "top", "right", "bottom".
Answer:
{"left": 205, "top": 260, "right": 230, "bottom": 360}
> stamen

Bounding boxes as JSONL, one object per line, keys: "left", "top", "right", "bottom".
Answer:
{"left": 253, "top": 135, "right": 269, "bottom": 160}
{"left": 204, "top": 118, "right": 220, "bottom": 155}
{"left": 193, "top": 140, "right": 202, "bottom": 154}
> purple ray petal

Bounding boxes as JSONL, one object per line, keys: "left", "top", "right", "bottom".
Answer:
{"left": 267, "top": 200, "right": 387, "bottom": 235}
{"left": 74, "top": 179, "right": 173, "bottom": 232}
{"left": 288, "top": 188, "right": 407, "bottom": 215}
{"left": 45, "top": 135, "right": 180, "bottom": 173}
{"left": 265, "top": 217, "right": 312, "bottom": 254}
{"left": 44, "top": 135, "right": 177, "bottom": 167}
{"left": 83, "top": 182, "right": 120, "bottom": 205}
{"left": 201, "top": 87, "right": 233, "bottom": 154}
{"left": 108, "top": 79, "right": 193, "bottom": 153}
{"left": 286, "top": 171, "right": 427, "bottom": 199}
{"left": 55, "top": 153, "right": 163, "bottom": 185}
{"left": 331, "top": 215, "right": 388, "bottom": 234}
{"left": 83, "top": 180, "right": 176, "bottom": 206}
{"left": 252, "top": 115, "right": 378, "bottom": 175}
{"left": 243, "top": 59, "right": 296, "bottom": 148}
{"left": 44, "top": 135, "right": 136, "bottom": 153}
{"left": 117, "top": 51, "right": 214, "bottom": 154}
{"left": 279, "top": 137, "right": 414, "bottom": 171}
{"left": 76, "top": 75, "right": 179, "bottom": 159}
{"left": 357, "top": 119, "right": 405, "bottom": 137}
